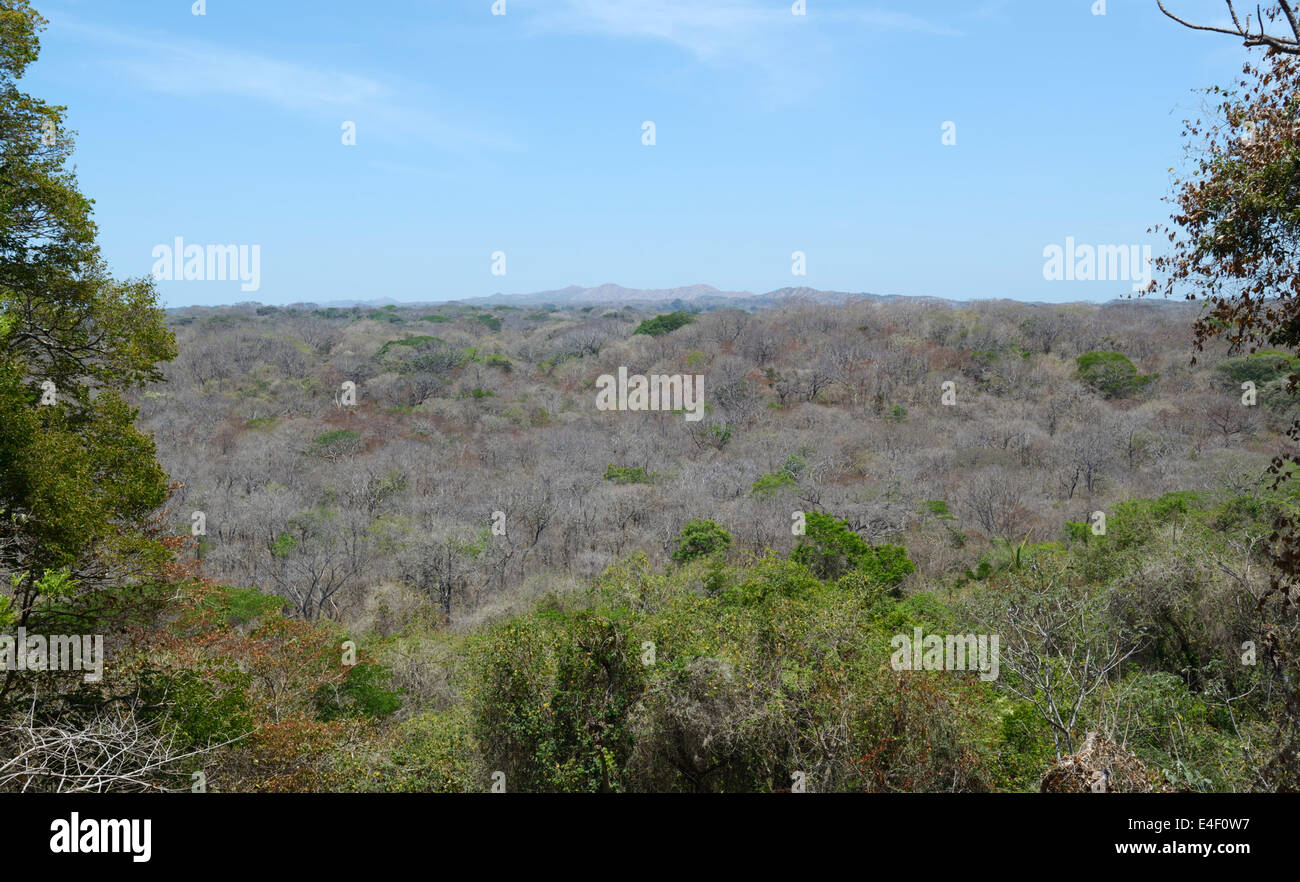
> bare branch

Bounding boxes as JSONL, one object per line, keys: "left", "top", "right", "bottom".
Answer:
{"left": 1158, "top": 1, "right": 1300, "bottom": 53}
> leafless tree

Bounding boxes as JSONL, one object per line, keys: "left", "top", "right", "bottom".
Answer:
{"left": 1158, "top": 1, "right": 1300, "bottom": 54}
{"left": 970, "top": 580, "right": 1145, "bottom": 760}
{"left": 960, "top": 468, "right": 1030, "bottom": 538}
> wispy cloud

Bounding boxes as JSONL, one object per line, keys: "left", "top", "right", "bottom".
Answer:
{"left": 529, "top": 0, "right": 959, "bottom": 61}
{"left": 517, "top": 0, "right": 959, "bottom": 102}
{"left": 831, "top": 10, "right": 961, "bottom": 37}
{"left": 537, "top": 0, "right": 785, "bottom": 61}
{"left": 117, "top": 46, "right": 390, "bottom": 110}
{"left": 47, "top": 15, "right": 519, "bottom": 153}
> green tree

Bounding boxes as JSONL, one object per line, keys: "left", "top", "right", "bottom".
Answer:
{"left": 791, "top": 511, "right": 914, "bottom": 586}
{"left": 604, "top": 464, "right": 651, "bottom": 485}
{"left": 0, "top": 0, "right": 176, "bottom": 698}
{"left": 1075, "top": 351, "right": 1155, "bottom": 399}
{"left": 633, "top": 311, "right": 694, "bottom": 337}
{"left": 1146, "top": 41, "right": 1300, "bottom": 787}
{"left": 1215, "top": 350, "right": 1300, "bottom": 385}
{"left": 670, "top": 519, "right": 732, "bottom": 564}
{"left": 750, "top": 470, "right": 797, "bottom": 497}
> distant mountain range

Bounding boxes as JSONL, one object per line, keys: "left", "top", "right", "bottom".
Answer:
{"left": 477, "top": 283, "right": 753, "bottom": 306}
{"left": 298, "top": 284, "right": 920, "bottom": 311}
{"left": 203, "top": 284, "right": 1188, "bottom": 313}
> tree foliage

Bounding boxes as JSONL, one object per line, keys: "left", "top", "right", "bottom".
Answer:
{"left": 791, "top": 511, "right": 915, "bottom": 587}
{"left": 670, "top": 519, "right": 732, "bottom": 564}
{"left": 1075, "top": 351, "right": 1156, "bottom": 399}
{"left": 632, "top": 311, "right": 694, "bottom": 337}
{"left": 1151, "top": 43, "right": 1300, "bottom": 788}
{"left": 0, "top": 0, "right": 175, "bottom": 698}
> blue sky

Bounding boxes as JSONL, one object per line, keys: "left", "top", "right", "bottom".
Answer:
{"left": 22, "top": 0, "right": 1255, "bottom": 306}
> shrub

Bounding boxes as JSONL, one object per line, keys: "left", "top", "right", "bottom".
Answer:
{"left": 604, "top": 464, "right": 651, "bottom": 485}
{"left": 1215, "top": 349, "right": 1300, "bottom": 385}
{"left": 1076, "top": 351, "right": 1156, "bottom": 399}
{"left": 633, "top": 311, "right": 695, "bottom": 337}
{"left": 315, "top": 662, "right": 403, "bottom": 722}
{"left": 356, "top": 708, "right": 481, "bottom": 792}
{"left": 472, "top": 611, "right": 644, "bottom": 792}
{"left": 791, "top": 511, "right": 915, "bottom": 587}
{"left": 309, "top": 429, "right": 363, "bottom": 458}
{"left": 376, "top": 335, "right": 441, "bottom": 357}
{"left": 671, "top": 519, "right": 732, "bottom": 564}
{"left": 923, "top": 499, "right": 955, "bottom": 519}
{"left": 751, "top": 470, "right": 797, "bottom": 497}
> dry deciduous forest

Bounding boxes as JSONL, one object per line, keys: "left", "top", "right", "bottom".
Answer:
{"left": 150, "top": 297, "right": 1264, "bottom": 625}
{"left": 4, "top": 0, "right": 1300, "bottom": 802}
{"left": 104, "top": 295, "right": 1294, "bottom": 792}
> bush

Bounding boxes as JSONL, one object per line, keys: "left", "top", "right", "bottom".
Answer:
{"left": 922, "top": 499, "right": 955, "bottom": 519}
{"left": 377, "top": 335, "right": 440, "bottom": 357}
{"left": 791, "top": 511, "right": 915, "bottom": 586}
{"left": 1076, "top": 351, "right": 1156, "bottom": 399}
{"left": 633, "top": 312, "right": 694, "bottom": 337}
{"left": 155, "top": 664, "right": 255, "bottom": 749}
{"left": 751, "top": 470, "right": 797, "bottom": 497}
{"left": 315, "top": 662, "right": 403, "bottom": 722}
{"left": 604, "top": 464, "right": 651, "bottom": 485}
{"left": 472, "top": 611, "right": 644, "bottom": 792}
{"left": 671, "top": 519, "right": 732, "bottom": 564}
{"left": 309, "top": 429, "right": 363, "bottom": 458}
{"left": 1215, "top": 350, "right": 1300, "bottom": 385}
